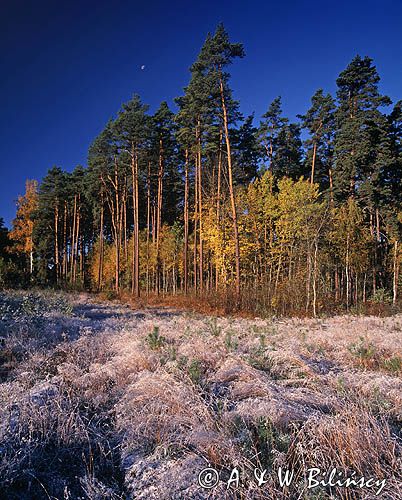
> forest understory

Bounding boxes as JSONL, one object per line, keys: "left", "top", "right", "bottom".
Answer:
{"left": 0, "top": 289, "right": 401, "bottom": 499}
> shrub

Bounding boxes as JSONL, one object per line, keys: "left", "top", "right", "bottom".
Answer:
{"left": 348, "top": 336, "right": 377, "bottom": 367}
{"left": 146, "top": 326, "right": 166, "bottom": 350}
{"left": 187, "top": 359, "right": 203, "bottom": 385}
{"left": 371, "top": 288, "right": 393, "bottom": 304}
{"left": 205, "top": 317, "right": 221, "bottom": 337}
{"left": 224, "top": 331, "right": 239, "bottom": 352}
{"left": 381, "top": 356, "right": 401, "bottom": 375}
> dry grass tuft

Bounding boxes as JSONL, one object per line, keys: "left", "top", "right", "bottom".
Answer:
{"left": 116, "top": 370, "right": 214, "bottom": 454}
{"left": 289, "top": 404, "right": 400, "bottom": 475}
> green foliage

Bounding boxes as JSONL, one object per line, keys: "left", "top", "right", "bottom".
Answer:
{"left": 298, "top": 89, "right": 335, "bottom": 188}
{"left": 0, "top": 218, "right": 10, "bottom": 259}
{"left": 258, "top": 97, "right": 304, "bottom": 179}
{"left": 205, "top": 317, "right": 221, "bottom": 337}
{"left": 0, "top": 291, "right": 71, "bottom": 321}
{"left": 146, "top": 326, "right": 166, "bottom": 350}
{"left": 247, "top": 334, "right": 274, "bottom": 372}
{"left": 348, "top": 336, "right": 377, "bottom": 362}
{"left": 0, "top": 290, "right": 72, "bottom": 337}
{"left": 372, "top": 288, "right": 393, "bottom": 304}
{"left": 231, "top": 416, "right": 291, "bottom": 470}
{"left": 334, "top": 55, "right": 392, "bottom": 202}
{"left": 187, "top": 359, "right": 203, "bottom": 384}
{"left": 224, "top": 331, "right": 238, "bottom": 351}
{"left": 381, "top": 356, "right": 401, "bottom": 374}
{"left": 348, "top": 336, "right": 401, "bottom": 374}
{"left": 0, "top": 258, "right": 25, "bottom": 288}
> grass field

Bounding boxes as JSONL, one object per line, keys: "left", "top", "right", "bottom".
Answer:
{"left": 0, "top": 290, "right": 401, "bottom": 499}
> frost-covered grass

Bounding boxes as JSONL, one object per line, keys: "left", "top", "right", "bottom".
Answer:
{"left": 0, "top": 291, "right": 401, "bottom": 499}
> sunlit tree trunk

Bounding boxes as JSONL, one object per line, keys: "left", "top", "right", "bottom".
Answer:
{"left": 146, "top": 161, "right": 151, "bottom": 296}
{"left": 97, "top": 192, "right": 104, "bottom": 292}
{"left": 312, "top": 239, "right": 318, "bottom": 317}
{"left": 135, "top": 154, "right": 140, "bottom": 297}
{"left": 156, "top": 138, "right": 164, "bottom": 295}
{"left": 193, "top": 152, "right": 198, "bottom": 292}
{"left": 62, "top": 201, "right": 67, "bottom": 280}
{"left": 70, "top": 195, "right": 77, "bottom": 282}
{"left": 215, "top": 130, "right": 222, "bottom": 291}
{"left": 393, "top": 240, "right": 399, "bottom": 305}
{"left": 73, "top": 198, "right": 80, "bottom": 285}
{"left": 54, "top": 201, "right": 59, "bottom": 284}
{"left": 311, "top": 141, "right": 317, "bottom": 184}
{"left": 183, "top": 149, "right": 189, "bottom": 295}
{"left": 131, "top": 149, "right": 140, "bottom": 298}
{"left": 219, "top": 74, "right": 240, "bottom": 304}
{"left": 197, "top": 121, "right": 203, "bottom": 295}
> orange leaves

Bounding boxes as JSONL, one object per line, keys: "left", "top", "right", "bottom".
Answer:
{"left": 9, "top": 179, "right": 38, "bottom": 255}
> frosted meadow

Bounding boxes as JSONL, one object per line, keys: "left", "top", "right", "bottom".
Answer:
{"left": 0, "top": 290, "right": 400, "bottom": 498}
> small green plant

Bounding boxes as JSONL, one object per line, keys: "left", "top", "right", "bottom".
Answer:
{"left": 258, "top": 333, "right": 266, "bottom": 352}
{"left": 245, "top": 333, "right": 269, "bottom": 370}
{"left": 255, "top": 417, "right": 290, "bottom": 455}
{"left": 224, "top": 331, "right": 238, "bottom": 352}
{"left": 305, "top": 343, "right": 326, "bottom": 356}
{"left": 381, "top": 356, "right": 401, "bottom": 375}
{"left": 177, "top": 355, "right": 188, "bottom": 370}
{"left": 247, "top": 352, "right": 275, "bottom": 374}
{"left": 187, "top": 359, "right": 203, "bottom": 384}
{"left": 168, "top": 346, "right": 177, "bottom": 361}
{"left": 298, "top": 329, "right": 307, "bottom": 341}
{"left": 160, "top": 346, "right": 177, "bottom": 365}
{"left": 370, "top": 387, "right": 393, "bottom": 414}
{"left": 146, "top": 326, "right": 166, "bottom": 350}
{"left": 348, "top": 336, "right": 377, "bottom": 364}
{"left": 105, "top": 290, "right": 118, "bottom": 301}
{"left": 335, "top": 375, "right": 347, "bottom": 394}
{"left": 206, "top": 317, "right": 221, "bottom": 337}
{"left": 231, "top": 416, "right": 291, "bottom": 470}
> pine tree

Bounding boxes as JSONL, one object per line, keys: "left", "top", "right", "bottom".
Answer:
{"left": 0, "top": 218, "right": 9, "bottom": 259}
{"left": 151, "top": 101, "right": 178, "bottom": 293}
{"left": 175, "top": 95, "right": 195, "bottom": 295}
{"left": 258, "top": 97, "right": 286, "bottom": 171}
{"left": 115, "top": 95, "right": 149, "bottom": 296}
{"left": 275, "top": 122, "right": 304, "bottom": 179}
{"left": 259, "top": 97, "right": 304, "bottom": 179}
{"left": 34, "top": 166, "right": 68, "bottom": 284}
{"left": 386, "top": 101, "right": 402, "bottom": 204}
{"left": 88, "top": 121, "right": 124, "bottom": 292}
{"left": 384, "top": 101, "right": 402, "bottom": 304}
{"left": 193, "top": 23, "right": 245, "bottom": 302}
{"left": 334, "top": 55, "right": 391, "bottom": 202}
{"left": 298, "top": 89, "right": 335, "bottom": 190}
{"left": 231, "top": 114, "right": 259, "bottom": 184}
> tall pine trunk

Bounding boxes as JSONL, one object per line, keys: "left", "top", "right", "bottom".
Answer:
{"left": 97, "top": 194, "right": 104, "bottom": 292}
{"left": 146, "top": 161, "right": 151, "bottom": 296}
{"left": 183, "top": 149, "right": 189, "bottom": 295}
{"left": 393, "top": 240, "right": 399, "bottom": 305}
{"left": 219, "top": 75, "right": 240, "bottom": 304}
{"left": 197, "top": 121, "right": 203, "bottom": 294}
{"left": 215, "top": 129, "right": 222, "bottom": 291}
{"left": 54, "top": 201, "right": 59, "bottom": 284}
{"left": 156, "top": 138, "right": 164, "bottom": 295}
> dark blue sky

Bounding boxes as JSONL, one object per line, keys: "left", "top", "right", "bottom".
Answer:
{"left": 1, "top": 0, "right": 401, "bottom": 227}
